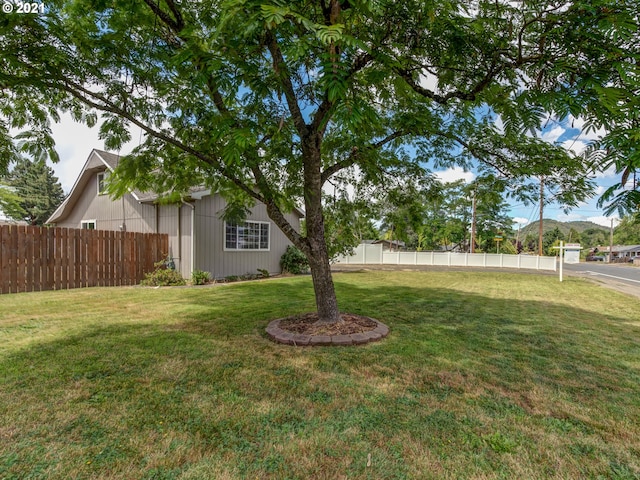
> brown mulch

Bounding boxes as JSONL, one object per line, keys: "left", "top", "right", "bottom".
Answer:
{"left": 278, "top": 312, "right": 378, "bottom": 336}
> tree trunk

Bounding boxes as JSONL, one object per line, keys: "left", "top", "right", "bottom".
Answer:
{"left": 301, "top": 133, "right": 342, "bottom": 324}
{"left": 306, "top": 224, "right": 341, "bottom": 324}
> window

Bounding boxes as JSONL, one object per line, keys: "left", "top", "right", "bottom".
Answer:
{"left": 225, "top": 221, "right": 269, "bottom": 251}
{"left": 81, "top": 220, "right": 96, "bottom": 230}
{"left": 97, "top": 172, "right": 107, "bottom": 195}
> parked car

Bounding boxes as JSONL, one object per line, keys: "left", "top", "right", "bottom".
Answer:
{"left": 586, "top": 255, "right": 605, "bottom": 261}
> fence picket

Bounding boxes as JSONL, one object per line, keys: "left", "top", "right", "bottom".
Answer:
{"left": 0, "top": 225, "right": 10, "bottom": 294}
{"left": 336, "top": 243, "right": 558, "bottom": 273}
{"left": 0, "top": 225, "right": 166, "bottom": 294}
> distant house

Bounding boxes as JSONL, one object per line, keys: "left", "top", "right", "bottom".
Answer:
{"left": 373, "top": 239, "right": 406, "bottom": 251}
{"left": 47, "top": 149, "right": 304, "bottom": 279}
{"left": 594, "top": 245, "right": 640, "bottom": 261}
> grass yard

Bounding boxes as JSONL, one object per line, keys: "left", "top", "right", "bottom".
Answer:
{"left": 1, "top": 270, "right": 639, "bottom": 479}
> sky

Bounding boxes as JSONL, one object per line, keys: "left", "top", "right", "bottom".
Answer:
{"left": 18, "top": 111, "right": 622, "bottom": 229}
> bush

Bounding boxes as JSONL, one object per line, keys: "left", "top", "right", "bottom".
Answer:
{"left": 191, "top": 269, "right": 211, "bottom": 285}
{"left": 141, "top": 259, "right": 186, "bottom": 286}
{"left": 280, "top": 245, "right": 309, "bottom": 274}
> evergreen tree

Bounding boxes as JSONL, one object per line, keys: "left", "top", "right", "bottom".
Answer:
{"left": 4, "top": 158, "right": 66, "bottom": 225}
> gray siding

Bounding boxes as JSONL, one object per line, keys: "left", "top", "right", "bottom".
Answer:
{"left": 54, "top": 172, "right": 156, "bottom": 233}
{"left": 54, "top": 171, "right": 300, "bottom": 279}
{"left": 156, "top": 204, "right": 192, "bottom": 278}
{"left": 194, "top": 195, "right": 300, "bottom": 278}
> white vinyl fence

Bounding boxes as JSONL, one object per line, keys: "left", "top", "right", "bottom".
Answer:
{"left": 334, "top": 243, "right": 557, "bottom": 271}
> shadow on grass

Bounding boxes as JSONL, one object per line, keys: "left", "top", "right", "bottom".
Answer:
{"left": 1, "top": 275, "right": 639, "bottom": 479}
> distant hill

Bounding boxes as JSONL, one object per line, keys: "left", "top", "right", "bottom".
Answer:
{"left": 520, "top": 219, "right": 608, "bottom": 239}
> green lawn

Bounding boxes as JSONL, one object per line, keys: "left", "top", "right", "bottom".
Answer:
{"left": 1, "top": 271, "right": 639, "bottom": 479}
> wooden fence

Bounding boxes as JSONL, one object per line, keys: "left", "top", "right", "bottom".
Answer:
{"left": 0, "top": 225, "right": 169, "bottom": 294}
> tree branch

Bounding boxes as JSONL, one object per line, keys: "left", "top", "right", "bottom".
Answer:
{"left": 433, "top": 131, "right": 513, "bottom": 178}
{"left": 320, "top": 130, "right": 407, "bottom": 184}
{"left": 40, "top": 77, "right": 266, "bottom": 205}
{"left": 266, "top": 32, "right": 308, "bottom": 138}
{"left": 311, "top": 52, "right": 374, "bottom": 136}
{"left": 142, "top": 0, "right": 184, "bottom": 32}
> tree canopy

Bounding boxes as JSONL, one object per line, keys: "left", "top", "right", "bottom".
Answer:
{"left": 1, "top": 157, "right": 66, "bottom": 225}
{"left": 1, "top": 0, "right": 638, "bottom": 322}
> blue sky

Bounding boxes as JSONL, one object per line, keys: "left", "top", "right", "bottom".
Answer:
{"left": 39, "top": 111, "right": 621, "bottom": 229}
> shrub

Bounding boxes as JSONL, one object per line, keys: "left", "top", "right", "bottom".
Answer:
{"left": 191, "top": 269, "right": 211, "bottom": 285}
{"left": 257, "top": 268, "right": 270, "bottom": 278}
{"left": 141, "top": 259, "right": 186, "bottom": 286}
{"left": 280, "top": 245, "right": 309, "bottom": 274}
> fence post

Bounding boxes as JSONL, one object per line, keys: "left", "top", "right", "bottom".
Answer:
{"left": 0, "top": 225, "right": 10, "bottom": 294}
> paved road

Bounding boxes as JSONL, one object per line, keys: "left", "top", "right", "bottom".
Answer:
{"left": 563, "top": 261, "right": 640, "bottom": 298}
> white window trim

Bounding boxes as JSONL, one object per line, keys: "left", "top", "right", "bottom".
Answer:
{"left": 81, "top": 219, "right": 97, "bottom": 230}
{"left": 223, "top": 220, "right": 270, "bottom": 252}
{"left": 97, "top": 172, "right": 107, "bottom": 196}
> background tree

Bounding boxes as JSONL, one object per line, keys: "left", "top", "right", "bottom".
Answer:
{"left": 0, "top": 183, "right": 24, "bottom": 221}
{"left": 322, "top": 194, "right": 379, "bottom": 259}
{"left": 3, "top": 157, "right": 65, "bottom": 225}
{"left": 581, "top": 227, "right": 609, "bottom": 249}
{"left": 1, "top": 0, "right": 637, "bottom": 324}
{"left": 613, "top": 216, "right": 640, "bottom": 245}
{"left": 567, "top": 227, "right": 581, "bottom": 244}
{"left": 543, "top": 227, "right": 565, "bottom": 256}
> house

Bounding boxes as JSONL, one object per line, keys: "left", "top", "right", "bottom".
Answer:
{"left": 593, "top": 245, "right": 640, "bottom": 262}
{"left": 47, "top": 149, "right": 304, "bottom": 279}
{"left": 372, "top": 239, "right": 406, "bottom": 251}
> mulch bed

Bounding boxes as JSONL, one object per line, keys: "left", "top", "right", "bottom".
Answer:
{"left": 278, "top": 312, "right": 378, "bottom": 336}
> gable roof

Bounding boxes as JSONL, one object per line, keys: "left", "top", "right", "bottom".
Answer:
{"left": 47, "top": 149, "right": 136, "bottom": 224}
{"left": 47, "top": 149, "right": 305, "bottom": 224}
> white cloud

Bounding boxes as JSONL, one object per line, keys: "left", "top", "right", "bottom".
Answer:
{"left": 560, "top": 139, "right": 587, "bottom": 156}
{"left": 556, "top": 212, "right": 586, "bottom": 223}
{"left": 595, "top": 165, "right": 618, "bottom": 180}
{"left": 587, "top": 216, "right": 620, "bottom": 228}
{"left": 433, "top": 166, "right": 475, "bottom": 184}
{"left": 48, "top": 113, "right": 143, "bottom": 193}
{"left": 419, "top": 73, "right": 439, "bottom": 92}
{"left": 579, "top": 125, "right": 608, "bottom": 142}
{"left": 594, "top": 185, "right": 605, "bottom": 196}
{"left": 512, "top": 217, "right": 529, "bottom": 225}
{"left": 541, "top": 125, "right": 565, "bottom": 143}
{"left": 568, "top": 114, "right": 587, "bottom": 130}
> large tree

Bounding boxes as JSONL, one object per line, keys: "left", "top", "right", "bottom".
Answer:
{"left": 1, "top": 0, "right": 637, "bottom": 323}
{"left": 2, "top": 157, "right": 66, "bottom": 225}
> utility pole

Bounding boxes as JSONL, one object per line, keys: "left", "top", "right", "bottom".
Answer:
{"left": 470, "top": 189, "right": 477, "bottom": 253}
{"left": 608, "top": 217, "right": 614, "bottom": 263}
{"left": 538, "top": 176, "right": 544, "bottom": 256}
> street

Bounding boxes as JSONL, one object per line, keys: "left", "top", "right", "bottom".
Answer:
{"left": 564, "top": 261, "right": 640, "bottom": 290}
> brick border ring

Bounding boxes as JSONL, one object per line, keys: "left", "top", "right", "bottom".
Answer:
{"left": 265, "top": 316, "right": 389, "bottom": 346}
